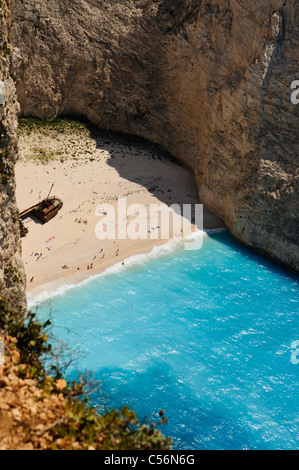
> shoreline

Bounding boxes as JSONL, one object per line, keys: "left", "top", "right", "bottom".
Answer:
{"left": 26, "top": 227, "right": 226, "bottom": 309}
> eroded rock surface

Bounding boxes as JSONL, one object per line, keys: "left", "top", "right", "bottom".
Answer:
{"left": 0, "top": 0, "right": 26, "bottom": 315}
{"left": 11, "top": 0, "right": 299, "bottom": 270}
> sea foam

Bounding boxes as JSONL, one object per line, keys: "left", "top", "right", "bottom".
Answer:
{"left": 27, "top": 229, "right": 225, "bottom": 309}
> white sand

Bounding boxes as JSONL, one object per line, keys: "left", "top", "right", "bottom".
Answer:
{"left": 16, "top": 120, "right": 224, "bottom": 297}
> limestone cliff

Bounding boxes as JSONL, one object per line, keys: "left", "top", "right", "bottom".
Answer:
{"left": 11, "top": 0, "right": 299, "bottom": 271}
{"left": 0, "top": 0, "right": 26, "bottom": 315}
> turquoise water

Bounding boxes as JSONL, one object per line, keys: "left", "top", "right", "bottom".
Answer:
{"left": 33, "top": 231, "right": 299, "bottom": 450}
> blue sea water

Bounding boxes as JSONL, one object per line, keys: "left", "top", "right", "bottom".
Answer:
{"left": 32, "top": 231, "right": 299, "bottom": 450}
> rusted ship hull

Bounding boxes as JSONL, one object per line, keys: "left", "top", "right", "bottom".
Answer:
{"left": 31, "top": 198, "right": 63, "bottom": 224}
{"left": 19, "top": 220, "right": 28, "bottom": 237}
{"left": 19, "top": 196, "right": 63, "bottom": 230}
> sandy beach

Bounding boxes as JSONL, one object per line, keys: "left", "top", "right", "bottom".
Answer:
{"left": 16, "top": 119, "right": 224, "bottom": 299}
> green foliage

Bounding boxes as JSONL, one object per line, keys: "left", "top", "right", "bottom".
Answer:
{"left": 18, "top": 117, "right": 90, "bottom": 137}
{"left": 1, "top": 173, "right": 8, "bottom": 184}
{"left": 3, "top": 265, "right": 22, "bottom": 283}
{"left": 92, "top": 406, "right": 172, "bottom": 450}
{"left": 0, "top": 152, "right": 13, "bottom": 178}
{"left": 18, "top": 117, "right": 94, "bottom": 164}
{"left": 51, "top": 403, "right": 172, "bottom": 450}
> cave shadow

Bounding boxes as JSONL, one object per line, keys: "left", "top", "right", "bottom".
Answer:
{"left": 88, "top": 121, "right": 199, "bottom": 208}
{"left": 61, "top": 115, "right": 223, "bottom": 231}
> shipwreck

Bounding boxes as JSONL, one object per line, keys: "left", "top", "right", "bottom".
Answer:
{"left": 19, "top": 184, "right": 63, "bottom": 236}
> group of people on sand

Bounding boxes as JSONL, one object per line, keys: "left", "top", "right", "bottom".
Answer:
{"left": 45, "top": 236, "right": 55, "bottom": 251}
{"left": 148, "top": 225, "right": 160, "bottom": 234}
{"left": 74, "top": 218, "right": 88, "bottom": 225}
{"left": 76, "top": 262, "right": 94, "bottom": 271}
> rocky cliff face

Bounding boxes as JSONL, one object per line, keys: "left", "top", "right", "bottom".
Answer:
{"left": 11, "top": 0, "right": 299, "bottom": 270}
{"left": 0, "top": 0, "right": 26, "bottom": 315}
